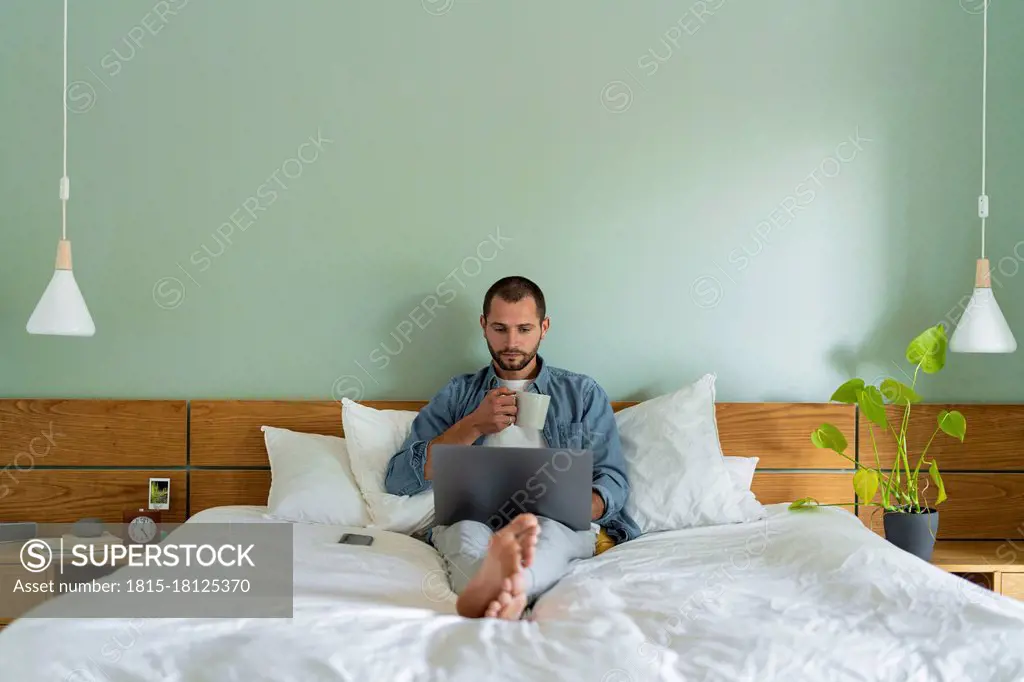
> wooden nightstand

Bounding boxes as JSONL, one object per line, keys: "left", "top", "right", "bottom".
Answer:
{"left": 0, "top": 542, "right": 56, "bottom": 632}
{"left": 0, "top": 536, "right": 128, "bottom": 631}
{"left": 931, "top": 541, "right": 1024, "bottom": 600}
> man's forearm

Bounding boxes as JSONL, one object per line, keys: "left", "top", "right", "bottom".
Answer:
{"left": 424, "top": 417, "right": 482, "bottom": 480}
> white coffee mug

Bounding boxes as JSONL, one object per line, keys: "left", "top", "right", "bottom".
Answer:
{"left": 515, "top": 392, "right": 551, "bottom": 430}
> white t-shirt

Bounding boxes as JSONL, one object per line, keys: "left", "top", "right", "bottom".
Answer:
{"left": 481, "top": 378, "right": 598, "bottom": 532}
{"left": 483, "top": 379, "right": 548, "bottom": 448}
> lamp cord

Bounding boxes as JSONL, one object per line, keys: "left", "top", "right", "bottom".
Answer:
{"left": 980, "top": 0, "right": 988, "bottom": 259}
{"left": 61, "top": 0, "right": 68, "bottom": 241}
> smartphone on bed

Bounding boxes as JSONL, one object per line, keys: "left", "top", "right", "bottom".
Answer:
{"left": 338, "top": 533, "right": 374, "bottom": 546}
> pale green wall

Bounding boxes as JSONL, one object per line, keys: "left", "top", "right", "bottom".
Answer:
{"left": 2, "top": 0, "right": 1023, "bottom": 402}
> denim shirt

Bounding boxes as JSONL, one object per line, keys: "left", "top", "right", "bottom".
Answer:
{"left": 383, "top": 355, "right": 640, "bottom": 543}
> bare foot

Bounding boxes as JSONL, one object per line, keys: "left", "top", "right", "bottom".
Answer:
{"left": 456, "top": 514, "right": 540, "bottom": 619}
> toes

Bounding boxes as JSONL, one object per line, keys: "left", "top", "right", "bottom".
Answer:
{"left": 505, "top": 513, "right": 539, "bottom": 537}
{"left": 519, "top": 524, "right": 540, "bottom": 544}
{"left": 521, "top": 536, "right": 537, "bottom": 568}
{"left": 499, "top": 594, "right": 527, "bottom": 620}
{"left": 508, "top": 571, "right": 526, "bottom": 597}
{"left": 502, "top": 514, "right": 540, "bottom": 568}
{"left": 483, "top": 590, "right": 513, "bottom": 619}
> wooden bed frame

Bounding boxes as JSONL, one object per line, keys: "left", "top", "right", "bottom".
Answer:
{"left": 1, "top": 399, "right": 1023, "bottom": 540}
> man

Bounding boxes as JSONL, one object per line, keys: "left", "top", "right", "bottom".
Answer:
{"left": 384, "top": 276, "right": 639, "bottom": 621}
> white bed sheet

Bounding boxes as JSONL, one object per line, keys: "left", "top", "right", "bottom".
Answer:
{"left": 3, "top": 504, "right": 1024, "bottom": 681}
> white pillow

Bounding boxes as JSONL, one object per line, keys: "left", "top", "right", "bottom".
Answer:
{"left": 261, "top": 425, "right": 370, "bottom": 526}
{"left": 615, "top": 374, "right": 765, "bottom": 533}
{"left": 340, "top": 399, "right": 434, "bottom": 535}
{"left": 724, "top": 456, "right": 759, "bottom": 491}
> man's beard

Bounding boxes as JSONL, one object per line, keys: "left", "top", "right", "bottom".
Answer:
{"left": 487, "top": 340, "right": 540, "bottom": 372}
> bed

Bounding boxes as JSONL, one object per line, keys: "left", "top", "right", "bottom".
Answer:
{"left": 4, "top": 396, "right": 1024, "bottom": 680}
{"left": 3, "top": 502, "right": 1024, "bottom": 681}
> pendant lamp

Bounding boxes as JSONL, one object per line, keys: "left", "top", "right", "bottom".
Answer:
{"left": 950, "top": 0, "right": 1015, "bottom": 353}
{"left": 27, "top": 0, "right": 95, "bottom": 337}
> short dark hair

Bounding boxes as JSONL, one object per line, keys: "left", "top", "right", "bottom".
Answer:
{"left": 482, "top": 276, "right": 546, "bottom": 320}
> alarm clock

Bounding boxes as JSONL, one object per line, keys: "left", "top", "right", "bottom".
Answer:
{"left": 122, "top": 509, "right": 162, "bottom": 545}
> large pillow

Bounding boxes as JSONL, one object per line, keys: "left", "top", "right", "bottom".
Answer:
{"left": 615, "top": 374, "right": 765, "bottom": 533}
{"left": 262, "top": 425, "right": 370, "bottom": 526}
{"left": 340, "top": 399, "right": 434, "bottom": 535}
{"left": 725, "top": 456, "right": 759, "bottom": 492}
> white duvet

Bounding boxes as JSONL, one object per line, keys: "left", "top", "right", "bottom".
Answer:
{"left": 3, "top": 504, "right": 1024, "bottom": 682}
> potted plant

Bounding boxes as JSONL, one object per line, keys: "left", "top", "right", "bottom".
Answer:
{"left": 790, "top": 323, "right": 966, "bottom": 561}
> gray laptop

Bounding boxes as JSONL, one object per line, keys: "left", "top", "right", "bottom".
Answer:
{"left": 431, "top": 445, "right": 593, "bottom": 532}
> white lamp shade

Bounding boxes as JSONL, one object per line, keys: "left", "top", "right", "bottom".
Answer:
{"left": 27, "top": 268, "right": 95, "bottom": 337}
{"left": 950, "top": 287, "right": 1016, "bottom": 353}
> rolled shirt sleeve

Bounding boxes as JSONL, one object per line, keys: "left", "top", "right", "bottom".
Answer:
{"left": 384, "top": 378, "right": 461, "bottom": 496}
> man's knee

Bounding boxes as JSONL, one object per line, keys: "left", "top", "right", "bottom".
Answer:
{"left": 534, "top": 516, "right": 567, "bottom": 538}
{"left": 534, "top": 517, "right": 593, "bottom": 552}
{"left": 450, "top": 519, "right": 493, "bottom": 537}
{"left": 436, "top": 519, "right": 493, "bottom": 553}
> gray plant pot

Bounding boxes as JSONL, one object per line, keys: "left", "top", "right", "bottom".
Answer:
{"left": 883, "top": 508, "right": 939, "bottom": 561}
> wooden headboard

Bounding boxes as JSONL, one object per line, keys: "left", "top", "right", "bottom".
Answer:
{"left": 186, "top": 401, "right": 857, "bottom": 516}
{"left": 0, "top": 400, "right": 188, "bottom": 523}
{"left": 3, "top": 399, "right": 1023, "bottom": 540}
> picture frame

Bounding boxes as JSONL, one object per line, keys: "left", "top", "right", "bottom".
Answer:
{"left": 148, "top": 477, "right": 171, "bottom": 511}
